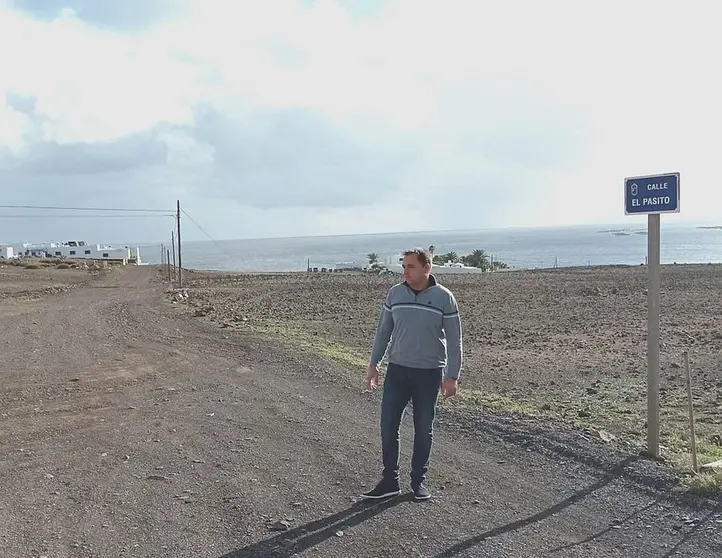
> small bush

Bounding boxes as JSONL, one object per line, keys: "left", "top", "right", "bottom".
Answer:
{"left": 57, "top": 264, "right": 70, "bottom": 270}
{"left": 24, "top": 263, "right": 40, "bottom": 270}
{"left": 689, "top": 469, "right": 722, "bottom": 497}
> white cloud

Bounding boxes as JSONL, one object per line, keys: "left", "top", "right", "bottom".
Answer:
{"left": 0, "top": 0, "right": 720, "bottom": 244}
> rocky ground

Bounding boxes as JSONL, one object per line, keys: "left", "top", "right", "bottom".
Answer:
{"left": 1, "top": 264, "right": 721, "bottom": 557}
{"left": 181, "top": 264, "right": 722, "bottom": 481}
{"left": 0, "top": 260, "right": 105, "bottom": 302}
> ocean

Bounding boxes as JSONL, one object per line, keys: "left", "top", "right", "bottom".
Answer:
{"left": 145, "top": 222, "right": 722, "bottom": 273}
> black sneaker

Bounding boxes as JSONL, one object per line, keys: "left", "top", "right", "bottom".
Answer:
{"left": 412, "top": 482, "right": 431, "bottom": 500}
{"left": 360, "top": 478, "right": 401, "bottom": 499}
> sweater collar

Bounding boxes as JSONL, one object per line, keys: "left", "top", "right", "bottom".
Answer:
{"left": 404, "top": 273, "right": 437, "bottom": 292}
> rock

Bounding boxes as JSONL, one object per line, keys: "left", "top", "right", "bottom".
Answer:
{"left": 146, "top": 475, "right": 168, "bottom": 481}
{"left": 599, "top": 430, "right": 616, "bottom": 443}
{"left": 268, "top": 520, "right": 291, "bottom": 531}
{"left": 170, "top": 290, "right": 189, "bottom": 303}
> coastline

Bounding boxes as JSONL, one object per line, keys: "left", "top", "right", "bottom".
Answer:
{"left": 156, "top": 221, "right": 722, "bottom": 273}
{"left": 183, "top": 260, "right": 711, "bottom": 276}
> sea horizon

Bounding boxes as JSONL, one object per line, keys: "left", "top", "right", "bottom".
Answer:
{"left": 170, "top": 218, "right": 722, "bottom": 245}
{"left": 6, "top": 220, "right": 721, "bottom": 273}
{"left": 141, "top": 220, "right": 722, "bottom": 273}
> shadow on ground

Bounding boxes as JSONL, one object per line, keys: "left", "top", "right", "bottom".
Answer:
{"left": 219, "top": 456, "right": 719, "bottom": 558}
{"left": 431, "top": 456, "right": 639, "bottom": 557}
{"left": 431, "top": 454, "right": 720, "bottom": 558}
{"left": 436, "top": 406, "right": 703, "bottom": 503}
{"left": 219, "top": 494, "right": 411, "bottom": 557}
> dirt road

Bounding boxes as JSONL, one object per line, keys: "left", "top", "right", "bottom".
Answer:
{"left": 1, "top": 266, "right": 720, "bottom": 557}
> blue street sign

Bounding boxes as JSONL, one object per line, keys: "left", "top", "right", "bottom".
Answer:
{"left": 624, "top": 173, "right": 680, "bottom": 215}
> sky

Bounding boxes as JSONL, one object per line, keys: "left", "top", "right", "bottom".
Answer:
{"left": 1, "top": 0, "right": 720, "bottom": 244}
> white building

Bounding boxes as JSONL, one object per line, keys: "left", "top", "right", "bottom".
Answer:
{"left": 17, "top": 240, "right": 141, "bottom": 265}
{"left": 0, "top": 244, "right": 14, "bottom": 259}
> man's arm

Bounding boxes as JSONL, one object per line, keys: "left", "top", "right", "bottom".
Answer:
{"left": 443, "top": 291, "right": 463, "bottom": 380}
{"left": 369, "top": 291, "right": 394, "bottom": 367}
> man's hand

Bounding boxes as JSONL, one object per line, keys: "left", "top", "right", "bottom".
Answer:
{"left": 365, "top": 364, "right": 380, "bottom": 390}
{"left": 441, "top": 377, "right": 458, "bottom": 400}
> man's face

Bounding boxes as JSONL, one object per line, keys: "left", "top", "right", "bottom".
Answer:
{"left": 402, "top": 254, "right": 429, "bottom": 286}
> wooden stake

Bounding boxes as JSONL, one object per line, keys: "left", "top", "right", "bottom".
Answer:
{"left": 683, "top": 350, "right": 699, "bottom": 473}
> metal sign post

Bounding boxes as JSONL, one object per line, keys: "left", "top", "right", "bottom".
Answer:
{"left": 624, "top": 172, "right": 680, "bottom": 458}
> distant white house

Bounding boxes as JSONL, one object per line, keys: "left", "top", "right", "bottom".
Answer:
{"left": 0, "top": 244, "right": 14, "bottom": 259}
{"left": 17, "top": 240, "right": 141, "bottom": 265}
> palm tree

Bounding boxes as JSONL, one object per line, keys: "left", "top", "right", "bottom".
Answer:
{"left": 465, "top": 249, "right": 490, "bottom": 271}
{"left": 367, "top": 253, "right": 379, "bottom": 265}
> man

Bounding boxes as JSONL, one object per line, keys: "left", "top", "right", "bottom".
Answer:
{"left": 362, "top": 248, "right": 463, "bottom": 501}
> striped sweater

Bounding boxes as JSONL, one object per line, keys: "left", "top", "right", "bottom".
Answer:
{"left": 369, "top": 274, "right": 463, "bottom": 379}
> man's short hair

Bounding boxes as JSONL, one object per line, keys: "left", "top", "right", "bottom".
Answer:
{"left": 403, "top": 248, "right": 432, "bottom": 266}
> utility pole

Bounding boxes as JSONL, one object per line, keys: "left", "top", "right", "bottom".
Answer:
{"left": 176, "top": 200, "right": 182, "bottom": 288}
{"left": 167, "top": 249, "right": 172, "bottom": 281}
{"left": 171, "top": 230, "right": 176, "bottom": 279}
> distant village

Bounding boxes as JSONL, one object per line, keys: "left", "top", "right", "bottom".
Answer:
{"left": 0, "top": 240, "right": 141, "bottom": 266}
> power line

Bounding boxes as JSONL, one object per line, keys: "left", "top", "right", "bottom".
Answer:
{"left": 0, "top": 214, "right": 175, "bottom": 218}
{"left": 180, "top": 208, "right": 231, "bottom": 258}
{"left": 0, "top": 204, "right": 173, "bottom": 213}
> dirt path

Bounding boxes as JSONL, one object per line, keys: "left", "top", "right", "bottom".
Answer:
{"left": 1, "top": 267, "right": 720, "bottom": 557}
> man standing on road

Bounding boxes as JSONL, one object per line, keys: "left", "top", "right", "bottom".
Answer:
{"left": 362, "top": 248, "right": 463, "bottom": 501}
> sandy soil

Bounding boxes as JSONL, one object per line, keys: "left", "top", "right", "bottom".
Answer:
{"left": 0, "top": 263, "right": 100, "bottom": 302}
{"left": 182, "top": 264, "right": 722, "bottom": 468}
{"left": 1, "top": 264, "right": 721, "bottom": 557}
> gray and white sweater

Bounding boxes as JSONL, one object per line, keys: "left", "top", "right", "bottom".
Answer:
{"left": 369, "top": 274, "right": 463, "bottom": 380}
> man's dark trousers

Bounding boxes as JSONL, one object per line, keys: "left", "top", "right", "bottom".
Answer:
{"left": 380, "top": 363, "right": 443, "bottom": 485}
